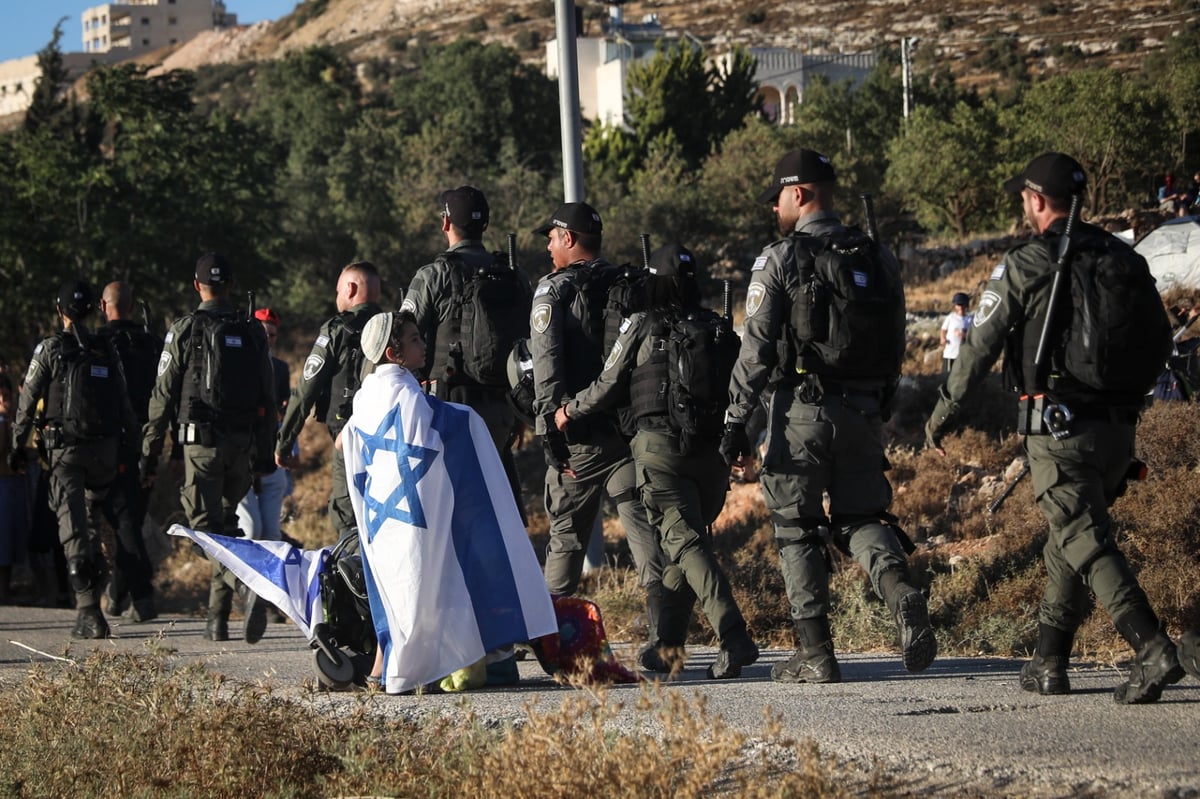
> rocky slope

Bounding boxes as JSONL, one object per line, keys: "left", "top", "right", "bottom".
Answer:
{"left": 153, "top": 0, "right": 1187, "bottom": 78}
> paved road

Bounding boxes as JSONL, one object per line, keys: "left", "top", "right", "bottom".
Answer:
{"left": 2, "top": 606, "right": 1197, "bottom": 797}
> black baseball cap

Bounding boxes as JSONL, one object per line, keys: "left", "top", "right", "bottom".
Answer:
{"left": 952, "top": 292, "right": 969, "bottom": 306}
{"left": 1003, "top": 152, "right": 1087, "bottom": 199}
{"left": 57, "top": 279, "right": 94, "bottom": 320}
{"left": 758, "top": 149, "right": 837, "bottom": 204}
{"left": 439, "top": 186, "right": 489, "bottom": 236}
{"left": 533, "top": 202, "right": 603, "bottom": 237}
{"left": 648, "top": 243, "right": 697, "bottom": 279}
{"left": 195, "top": 252, "right": 233, "bottom": 286}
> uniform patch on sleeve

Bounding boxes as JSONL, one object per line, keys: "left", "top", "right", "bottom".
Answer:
{"left": 303, "top": 354, "right": 325, "bottom": 381}
{"left": 746, "top": 283, "right": 767, "bottom": 317}
{"left": 531, "top": 303, "right": 553, "bottom": 334}
{"left": 603, "top": 340, "right": 623, "bottom": 372}
{"left": 974, "top": 290, "right": 1002, "bottom": 327}
{"left": 399, "top": 298, "right": 416, "bottom": 314}
{"left": 163, "top": 331, "right": 174, "bottom": 345}
{"left": 751, "top": 256, "right": 768, "bottom": 271}
{"left": 315, "top": 334, "right": 330, "bottom": 348}
{"left": 534, "top": 284, "right": 552, "bottom": 298}
{"left": 156, "top": 351, "right": 172, "bottom": 377}
{"left": 989, "top": 263, "right": 1007, "bottom": 282}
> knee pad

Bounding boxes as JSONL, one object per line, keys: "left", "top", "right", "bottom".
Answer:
{"left": 67, "top": 557, "right": 96, "bottom": 593}
{"left": 662, "top": 563, "right": 687, "bottom": 592}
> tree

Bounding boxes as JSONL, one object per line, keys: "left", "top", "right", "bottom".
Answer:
{"left": 1001, "top": 69, "right": 1172, "bottom": 213}
{"left": 24, "top": 19, "right": 74, "bottom": 134}
{"left": 592, "top": 41, "right": 760, "bottom": 182}
{"left": 389, "top": 39, "right": 560, "bottom": 171}
{"left": 885, "top": 102, "right": 1003, "bottom": 237}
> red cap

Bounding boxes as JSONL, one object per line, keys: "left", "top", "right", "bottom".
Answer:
{"left": 254, "top": 307, "right": 280, "bottom": 325}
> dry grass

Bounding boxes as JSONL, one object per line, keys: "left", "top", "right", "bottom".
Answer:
{"left": 0, "top": 649, "right": 890, "bottom": 799}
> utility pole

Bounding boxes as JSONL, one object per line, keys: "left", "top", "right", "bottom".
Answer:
{"left": 554, "top": 0, "right": 585, "bottom": 202}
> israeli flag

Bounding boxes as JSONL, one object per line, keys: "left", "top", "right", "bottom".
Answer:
{"left": 343, "top": 364, "right": 556, "bottom": 694}
{"left": 168, "top": 525, "right": 328, "bottom": 639}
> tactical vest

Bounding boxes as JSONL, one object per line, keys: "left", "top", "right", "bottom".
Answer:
{"left": 786, "top": 227, "right": 905, "bottom": 382}
{"left": 428, "top": 250, "right": 531, "bottom": 394}
{"left": 44, "top": 331, "right": 125, "bottom": 443}
{"left": 323, "top": 309, "right": 372, "bottom": 433}
{"left": 179, "top": 310, "right": 265, "bottom": 427}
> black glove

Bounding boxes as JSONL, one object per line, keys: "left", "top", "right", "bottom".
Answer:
{"left": 138, "top": 454, "right": 158, "bottom": 486}
{"left": 718, "top": 422, "right": 751, "bottom": 466}
{"left": 7, "top": 447, "right": 27, "bottom": 474}
{"left": 543, "top": 429, "right": 572, "bottom": 472}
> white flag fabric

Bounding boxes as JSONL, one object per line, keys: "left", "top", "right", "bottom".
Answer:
{"left": 168, "top": 525, "right": 328, "bottom": 639}
{"left": 343, "top": 364, "right": 556, "bottom": 694}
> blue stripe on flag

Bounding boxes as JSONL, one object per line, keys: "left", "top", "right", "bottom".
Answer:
{"left": 429, "top": 398, "right": 528, "bottom": 651}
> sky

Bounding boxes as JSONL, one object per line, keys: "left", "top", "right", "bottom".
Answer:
{"left": 1, "top": 0, "right": 297, "bottom": 63}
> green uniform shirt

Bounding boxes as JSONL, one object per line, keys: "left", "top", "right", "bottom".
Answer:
{"left": 142, "top": 299, "right": 275, "bottom": 466}
{"left": 276, "top": 301, "right": 382, "bottom": 455}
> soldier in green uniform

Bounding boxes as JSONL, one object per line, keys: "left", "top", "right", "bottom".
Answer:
{"left": 97, "top": 281, "right": 162, "bottom": 623}
{"left": 10, "top": 280, "right": 140, "bottom": 639}
{"left": 142, "top": 254, "right": 277, "bottom": 642}
{"left": 275, "top": 261, "right": 382, "bottom": 540}
{"left": 529, "top": 202, "right": 681, "bottom": 671}
{"left": 926, "top": 153, "right": 1186, "bottom": 704}
{"left": 400, "top": 187, "right": 529, "bottom": 497}
{"left": 722, "top": 149, "right": 936, "bottom": 683}
{"left": 557, "top": 244, "right": 760, "bottom": 678}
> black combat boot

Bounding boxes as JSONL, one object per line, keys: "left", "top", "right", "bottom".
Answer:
{"left": 880, "top": 571, "right": 937, "bottom": 673}
{"left": 1179, "top": 630, "right": 1200, "bottom": 681}
{"left": 1113, "top": 611, "right": 1185, "bottom": 704}
{"left": 241, "top": 585, "right": 267, "bottom": 644}
{"left": 204, "top": 612, "right": 230, "bottom": 642}
{"left": 1019, "top": 624, "right": 1074, "bottom": 695}
{"left": 124, "top": 596, "right": 158, "bottom": 624}
{"left": 771, "top": 618, "right": 841, "bottom": 684}
{"left": 639, "top": 583, "right": 692, "bottom": 675}
{"left": 72, "top": 606, "right": 110, "bottom": 639}
{"left": 707, "top": 627, "right": 759, "bottom": 679}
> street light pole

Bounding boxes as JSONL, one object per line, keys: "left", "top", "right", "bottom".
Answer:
{"left": 554, "top": 0, "right": 585, "bottom": 202}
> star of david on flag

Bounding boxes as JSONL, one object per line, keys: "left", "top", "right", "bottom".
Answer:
{"left": 353, "top": 404, "right": 439, "bottom": 538}
{"left": 168, "top": 525, "right": 329, "bottom": 639}
{"left": 343, "top": 364, "right": 557, "bottom": 694}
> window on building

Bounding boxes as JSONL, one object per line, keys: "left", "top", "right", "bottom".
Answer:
{"left": 142, "top": 38, "right": 150, "bottom": 46}
{"left": 169, "top": 38, "right": 177, "bottom": 44}
{"left": 168, "top": 16, "right": 177, "bottom": 25}
{"left": 142, "top": 17, "right": 150, "bottom": 25}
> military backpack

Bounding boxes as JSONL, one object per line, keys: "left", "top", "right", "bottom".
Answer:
{"left": 181, "top": 310, "right": 266, "bottom": 426}
{"left": 788, "top": 227, "right": 906, "bottom": 380}
{"left": 45, "top": 331, "right": 126, "bottom": 442}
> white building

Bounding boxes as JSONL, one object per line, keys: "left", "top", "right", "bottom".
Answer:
{"left": 0, "top": 53, "right": 96, "bottom": 118}
{"left": 81, "top": 0, "right": 237, "bottom": 58}
{"left": 1, "top": 0, "right": 239, "bottom": 118}
{"left": 747, "top": 48, "right": 877, "bottom": 125}
{"left": 547, "top": 5, "right": 876, "bottom": 128}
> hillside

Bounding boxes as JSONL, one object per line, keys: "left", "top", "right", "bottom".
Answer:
{"left": 153, "top": 0, "right": 1190, "bottom": 80}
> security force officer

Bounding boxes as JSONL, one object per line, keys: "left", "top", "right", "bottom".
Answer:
{"left": 400, "top": 187, "right": 528, "bottom": 488}
{"left": 557, "top": 244, "right": 760, "bottom": 679}
{"left": 10, "top": 280, "right": 140, "bottom": 639}
{"left": 722, "top": 149, "right": 937, "bottom": 683}
{"left": 276, "top": 261, "right": 382, "bottom": 539}
{"left": 98, "top": 280, "right": 162, "bottom": 623}
{"left": 528, "top": 203, "right": 669, "bottom": 632}
{"left": 926, "top": 153, "right": 1186, "bottom": 704}
{"left": 142, "top": 254, "right": 277, "bottom": 642}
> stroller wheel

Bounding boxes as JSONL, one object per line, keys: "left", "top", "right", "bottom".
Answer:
{"left": 314, "top": 646, "right": 355, "bottom": 690}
